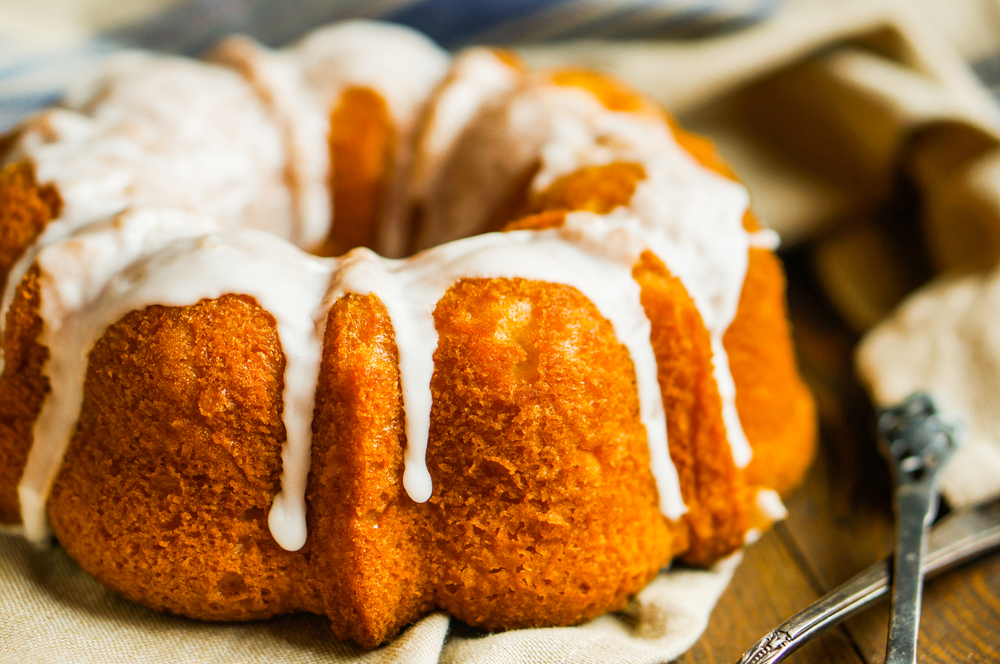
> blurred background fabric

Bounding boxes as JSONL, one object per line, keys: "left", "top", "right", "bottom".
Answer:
{"left": 0, "top": 0, "right": 781, "bottom": 131}
{"left": 2, "top": 0, "right": 1000, "bottom": 133}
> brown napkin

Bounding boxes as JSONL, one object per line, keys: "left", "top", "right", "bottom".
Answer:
{"left": 7, "top": 0, "right": 1000, "bottom": 661}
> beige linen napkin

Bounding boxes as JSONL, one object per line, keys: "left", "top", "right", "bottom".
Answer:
{"left": 0, "top": 529, "right": 738, "bottom": 663}
{"left": 6, "top": 0, "right": 1000, "bottom": 661}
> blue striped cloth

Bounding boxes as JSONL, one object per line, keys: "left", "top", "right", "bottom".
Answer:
{"left": 0, "top": 0, "right": 777, "bottom": 131}
{"left": 104, "top": 0, "right": 779, "bottom": 54}
{"left": 974, "top": 53, "right": 1000, "bottom": 101}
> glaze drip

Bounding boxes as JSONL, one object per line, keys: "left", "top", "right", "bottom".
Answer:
{"left": 17, "top": 209, "right": 335, "bottom": 550}
{"left": 15, "top": 208, "right": 692, "bottom": 548}
{"left": 330, "top": 215, "right": 686, "bottom": 517}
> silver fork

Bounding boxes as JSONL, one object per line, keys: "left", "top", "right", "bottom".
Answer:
{"left": 877, "top": 392, "right": 961, "bottom": 664}
{"left": 734, "top": 498, "right": 1000, "bottom": 664}
{"left": 734, "top": 392, "right": 972, "bottom": 664}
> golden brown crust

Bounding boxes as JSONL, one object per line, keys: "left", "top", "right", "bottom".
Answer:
{"left": 523, "top": 162, "right": 646, "bottom": 217}
{"left": 659, "top": 110, "right": 816, "bottom": 493}
{"left": 0, "top": 267, "right": 48, "bottom": 523}
{"left": 634, "top": 252, "right": 750, "bottom": 566}
{"left": 726, "top": 250, "right": 816, "bottom": 495}
{"left": 503, "top": 209, "right": 568, "bottom": 232}
{"left": 0, "top": 161, "right": 61, "bottom": 295}
{"left": 0, "top": 161, "right": 65, "bottom": 523}
{"left": 661, "top": 112, "right": 816, "bottom": 493}
{"left": 0, "top": 131, "right": 21, "bottom": 166}
{"left": 320, "top": 87, "right": 394, "bottom": 256}
{"left": 506, "top": 106, "right": 815, "bottom": 502}
{"left": 37, "top": 280, "right": 689, "bottom": 647}
{"left": 47, "top": 295, "right": 311, "bottom": 620}
{"left": 491, "top": 48, "right": 524, "bottom": 71}
{"left": 550, "top": 70, "right": 650, "bottom": 114}
{"left": 309, "top": 293, "right": 433, "bottom": 648}
{"left": 426, "top": 278, "right": 677, "bottom": 630}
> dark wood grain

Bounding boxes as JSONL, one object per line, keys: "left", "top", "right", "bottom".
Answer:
{"left": 683, "top": 527, "right": 865, "bottom": 664}
{"left": 687, "top": 248, "right": 1000, "bottom": 663}
{"left": 843, "top": 555, "right": 1000, "bottom": 664}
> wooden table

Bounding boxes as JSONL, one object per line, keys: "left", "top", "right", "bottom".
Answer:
{"left": 685, "top": 248, "right": 1000, "bottom": 664}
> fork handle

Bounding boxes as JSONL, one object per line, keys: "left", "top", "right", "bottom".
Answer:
{"left": 734, "top": 500, "right": 1000, "bottom": 664}
{"left": 886, "top": 485, "right": 936, "bottom": 664}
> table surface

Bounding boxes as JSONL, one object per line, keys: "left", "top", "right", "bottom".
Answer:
{"left": 686, "top": 249, "right": 1000, "bottom": 664}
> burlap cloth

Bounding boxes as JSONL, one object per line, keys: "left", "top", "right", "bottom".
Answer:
{"left": 6, "top": 0, "right": 1000, "bottom": 661}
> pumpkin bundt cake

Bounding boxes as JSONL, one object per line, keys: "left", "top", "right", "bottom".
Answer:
{"left": 0, "top": 20, "right": 815, "bottom": 650}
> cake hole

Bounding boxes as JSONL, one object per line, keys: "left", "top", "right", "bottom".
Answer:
{"left": 479, "top": 458, "right": 514, "bottom": 480}
{"left": 216, "top": 572, "right": 247, "bottom": 598}
{"left": 240, "top": 507, "right": 266, "bottom": 523}
{"left": 514, "top": 336, "right": 540, "bottom": 383}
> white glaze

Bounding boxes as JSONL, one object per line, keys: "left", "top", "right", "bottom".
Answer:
{"left": 18, "top": 209, "right": 335, "bottom": 550}
{"left": 18, "top": 207, "right": 220, "bottom": 542}
{"left": 211, "top": 36, "right": 333, "bottom": 252}
{"left": 407, "top": 81, "right": 755, "bottom": 469}
{"left": 523, "top": 83, "right": 755, "bottom": 467}
{"left": 408, "top": 48, "right": 522, "bottom": 201}
{"left": 0, "top": 29, "right": 451, "bottom": 346}
{"left": 750, "top": 227, "right": 781, "bottom": 251}
{"left": 0, "top": 51, "right": 304, "bottom": 373}
{"left": 293, "top": 21, "right": 450, "bottom": 257}
{"left": 15, "top": 52, "right": 294, "bottom": 236}
{"left": 293, "top": 21, "right": 449, "bottom": 132}
{"left": 743, "top": 489, "right": 789, "bottom": 544}
{"left": 755, "top": 488, "right": 788, "bottom": 522}
{"left": 15, "top": 205, "right": 690, "bottom": 546}
{"left": 329, "top": 214, "right": 686, "bottom": 518}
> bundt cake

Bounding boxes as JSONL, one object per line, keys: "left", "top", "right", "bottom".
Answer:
{"left": 0, "top": 20, "right": 816, "bottom": 650}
